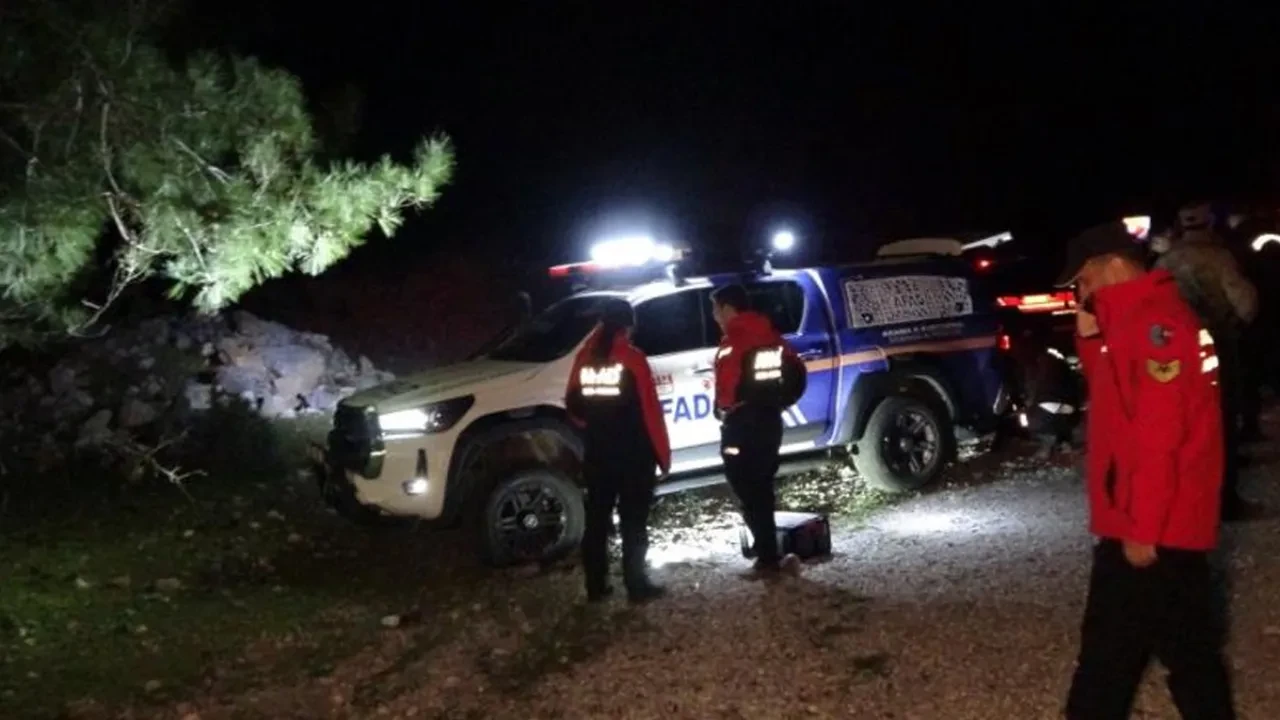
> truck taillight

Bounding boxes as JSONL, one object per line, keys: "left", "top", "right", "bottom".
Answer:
{"left": 999, "top": 333, "right": 1012, "bottom": 352}
{"left": 996, "top": 292, "right": 1076, "bottom": 313}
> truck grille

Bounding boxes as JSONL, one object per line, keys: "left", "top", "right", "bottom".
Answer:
{"left": 329, "top": 403, "right": 385, "bottom": 478}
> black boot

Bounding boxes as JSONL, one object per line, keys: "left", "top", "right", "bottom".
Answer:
{"left": 622, "top": 545, "right": 664, "bottom": 604}
{"left": 1222, "top": 495, "right": 1266, "bottom": 523}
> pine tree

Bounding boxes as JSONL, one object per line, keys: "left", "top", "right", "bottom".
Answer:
{"left": 0, "top": 0, "right": 454, "bottom": 347}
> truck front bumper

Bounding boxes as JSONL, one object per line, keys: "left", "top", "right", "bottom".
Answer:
{"left": 309, "top": 434, "right": 453, "bottom": 521}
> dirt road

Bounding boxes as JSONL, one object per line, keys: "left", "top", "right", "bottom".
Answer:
{"left": 166, "top": 436, "right": 1280, "bottom": 720}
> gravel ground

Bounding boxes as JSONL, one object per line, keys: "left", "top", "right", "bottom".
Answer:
{"left": 500, "top": 450, "right": 1280, "bottom": 720}
{"left": 175, "top": 431, "right": 1280, "bottom": 720}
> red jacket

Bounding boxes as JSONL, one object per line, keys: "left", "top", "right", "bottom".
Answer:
{"left": 1076, "top": 269, "right": 1223, "bottom": 550}
{"left": 714, "top": 311, "right": 800, "bottom": 411}
{"left": 565, "top": 326, "right": 672, "bottom": 473}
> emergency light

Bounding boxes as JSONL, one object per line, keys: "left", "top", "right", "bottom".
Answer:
{"left": 548, "top": 235, "right": 688, "bottom": 283}
{"left": 589, "top": 235, "right": 674, "bottom": 268}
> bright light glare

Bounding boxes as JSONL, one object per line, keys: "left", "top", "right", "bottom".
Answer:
{"left": 1122, "top": 215, "right": 1151, "bottom": 240}
{"left": 881, "top": 511, "right": 957, "bottom": 535}
{"left": 379, "top": 409, "right": 429, "bottom": 432}
{"left": 647, "top": 541, "right": 716, "bottom": 569}
{"left": 652, "top": 242, "right": 675, "bottom": 263}
{"left": 404, "top": 478, "right": 428, "bottom": 496}
{"left": 771, "top": 230, "right": 797, "bottom": 252}
{"left": 1252, "top": 233, "right": 1280, "bottom": 252}
{"left": 590, "top": 235, "right": 665, "bottom": 268}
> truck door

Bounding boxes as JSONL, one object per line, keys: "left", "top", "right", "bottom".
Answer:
{"left": 631, "top": 288, "right": 724, "bottom": 474}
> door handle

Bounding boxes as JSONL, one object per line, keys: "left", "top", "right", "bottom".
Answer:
{"left": 693, "top": 366, "right": 715, "bottom": 375}
{"left": 798, "top": 349, "right": 824, "bottom": 360}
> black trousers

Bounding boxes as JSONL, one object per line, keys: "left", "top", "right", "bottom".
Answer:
{"left": 1238, "top": 324, "right": 1264, "bottom": 436}
{"left": 1215, "top": 329, "right": 1243, "bottom": 506}
{"left": 580, "top": 458, "right": 655, "bottom": 594}
{"left": 1066, "top": 540, "right": 1235, "bottom": 720}
{"left": 721, "top": 407, "right": 784, "bottom": 565}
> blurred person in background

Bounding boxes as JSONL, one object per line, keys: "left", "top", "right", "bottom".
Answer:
{"left": 1156, "top": 201, "right": 1261, "bottom": 522}
{"left": 1011, "top": 324, "right": 1085, "bottom": 458}
{"left": 1223, "top": 210, "right": 1276, "bottom": 440}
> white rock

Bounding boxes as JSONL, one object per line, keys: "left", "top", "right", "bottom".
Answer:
{"left": 154, "top": 577, "right": 183, "bottom": 592}
{"left": 183, "top": 382, "right": 213, "bottom": 411}
{"left": 75, "top": 410, "right": 113, "bottom": 448}
{"left": 49, "top": 365, "right": 78, "bottom": 395}
{"left": 119, "top": 398, "right": 159, "bottom": 428}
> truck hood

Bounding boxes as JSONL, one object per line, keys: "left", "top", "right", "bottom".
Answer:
{"left": 342, "top": 359, "right": 542, "bottom": 412}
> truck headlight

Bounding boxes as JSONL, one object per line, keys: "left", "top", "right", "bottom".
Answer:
{"left": 378, "top": 396, "right": 475, "bottom": 435}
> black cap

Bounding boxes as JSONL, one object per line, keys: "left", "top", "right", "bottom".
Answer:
{"left": 1054, "top": 221, "right": 1142, "bottom": 287}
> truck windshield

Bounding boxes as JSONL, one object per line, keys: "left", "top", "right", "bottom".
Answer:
{"left": 486, "top": 295, "right": 620, "bottom": 364}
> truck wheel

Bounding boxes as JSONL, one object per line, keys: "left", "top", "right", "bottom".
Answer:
{"left": 855, "top": 395, "right": 955, "bottom": 493}
{"left": 481, "top": 468, "right": 585, "bottom": 568}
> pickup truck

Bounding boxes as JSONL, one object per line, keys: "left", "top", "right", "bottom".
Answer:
{"left": 312, "top": 246, "right": 1011, "bottom": 566}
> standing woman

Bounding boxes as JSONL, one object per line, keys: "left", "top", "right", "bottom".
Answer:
{"left": 565, "top": 300, "right": 671, "bottom": 603}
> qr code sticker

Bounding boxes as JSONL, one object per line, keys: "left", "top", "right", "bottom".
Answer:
{"left": 843, "top": 275, "right": 973, "bottom": 329}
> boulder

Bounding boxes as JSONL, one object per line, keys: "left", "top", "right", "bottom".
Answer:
{"left": 76, "top": 410, "right": 113, "bottom": 448}
{"left": 262, "top": 345, "right": 327, "bottom": 400}
{"left": 215, "top": 365, "right": 271, "bottom": 397}
{"left": 119, "top": 399, "right": 159, "bottom": 428}
{"left": 183, "top": 381, "right": 213, "bottom": 411}
{"left": 49, "top": 365, "right": 79, "bottom": 396}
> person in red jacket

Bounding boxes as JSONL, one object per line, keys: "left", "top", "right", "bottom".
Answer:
{"left": 1058, "top": 221, "right": 1236, "bottom": 719}
{"left": 710, "top": 284, "right": 805, "bottom": 578}
{"left": 565, "top": 299, "right": 671, "bottom": 603}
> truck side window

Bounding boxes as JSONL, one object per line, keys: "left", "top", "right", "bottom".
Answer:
{"left": 705, "top": 281, "right": 806, "bottom": 343}
{"left": 633, "top": 290, "right": 710, "bottom": 356}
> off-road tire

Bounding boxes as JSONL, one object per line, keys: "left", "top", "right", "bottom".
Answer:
{"left": 480, "top": 468, "right": 585, "bottom": 568}
{"left": 855, "top": 395, "right": 955, "bottom": 493}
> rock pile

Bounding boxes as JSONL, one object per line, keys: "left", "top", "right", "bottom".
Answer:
{"left": 0, "top": 310, "right": 394, "bottom": 452}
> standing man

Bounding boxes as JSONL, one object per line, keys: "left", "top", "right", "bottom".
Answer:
{"left": 565, "top": 300, "right": 670, "bottom": 603}
{"left": 710, "top": 285, "right": 806, "bottom": 578}
{"left": 1157, "top": 202, "right": 1260, "bottom": 521}
{"left": 1059, "top": 221, "right": 1235, "bottom": 719}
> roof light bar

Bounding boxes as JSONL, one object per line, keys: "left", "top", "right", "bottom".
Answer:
{"left": 589, "top": 235, "right": 674, "bottom": 268}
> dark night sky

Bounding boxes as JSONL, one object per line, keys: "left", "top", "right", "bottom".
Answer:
{"left": 191, "top": 2, "right": 1280, "bottom": 268}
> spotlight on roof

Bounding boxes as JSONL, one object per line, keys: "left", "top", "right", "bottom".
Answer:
{"left": 771, "top": 229, "right": 797, "bottom": 252}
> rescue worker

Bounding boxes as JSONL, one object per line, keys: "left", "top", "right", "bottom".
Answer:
{"left": 1012, "top": 326, "right": 1084, "bottom": 458}
{"left": 564, "top": 300, "right": 671, "bottom": 603}
{"left": 710, "top": 285, "right": 805, "bottom": 578}
{"left": 1156, "top": 201, "right": 1260, "bottom": 521}
{"left": 1222, "top": 213, "right": 1270, "bottom": 442}
{"left": 1058, "top": 221, "right": 1236, "bottom": 719}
